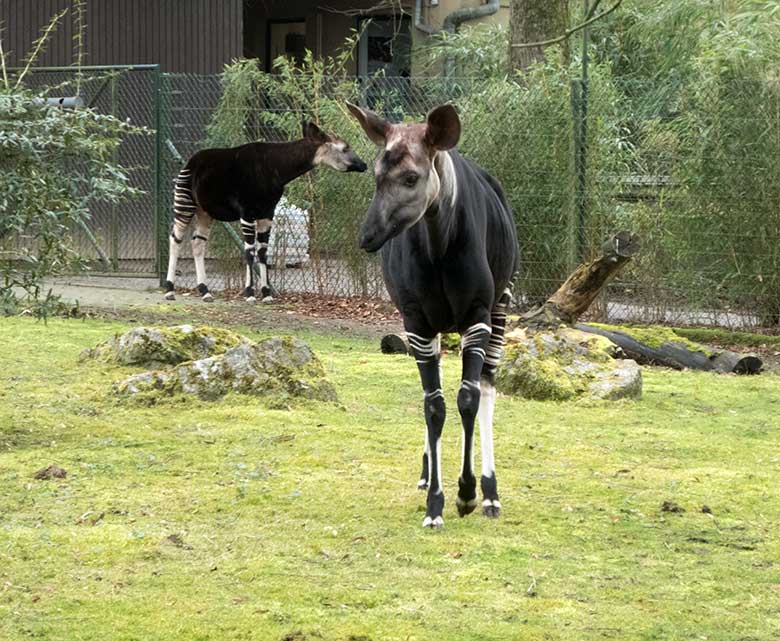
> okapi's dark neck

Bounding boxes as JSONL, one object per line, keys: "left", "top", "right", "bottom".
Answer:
{"left": 251, "top": 139, "right": 319, "bottom": 186}
{"left": 422, "top": 151, "right": 459, "bottom": 260}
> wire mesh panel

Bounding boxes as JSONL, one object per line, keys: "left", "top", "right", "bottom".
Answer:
{"left": 582, "top": 78, "right": 780, "bottom": 329}
{"left": 16, "top": 66, "right": 160, "bottom": 275}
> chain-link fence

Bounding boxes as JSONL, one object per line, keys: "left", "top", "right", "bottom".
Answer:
{"left": 160, "top": 72, "right": 780, "bottom": 329}
{"left": 14, "top": 66, "right": 780, "bottom": 329}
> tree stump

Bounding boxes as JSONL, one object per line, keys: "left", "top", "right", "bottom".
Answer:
{"left": 519, "top": 231, "right": 641, "bottom": 329}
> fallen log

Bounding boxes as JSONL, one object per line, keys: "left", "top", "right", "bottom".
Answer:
{"left": 577, "top": 324, "right": 762, "bottom": 374}
{"left": 380, "top": 333, "right": 409, "bottom": 355}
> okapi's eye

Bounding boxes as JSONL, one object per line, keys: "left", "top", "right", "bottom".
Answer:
{"left": 403, "top": 173, "right": 419, "bottom": 188}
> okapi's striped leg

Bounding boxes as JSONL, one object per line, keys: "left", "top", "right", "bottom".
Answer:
{"left": 416, "top": 334, "right": 441, "bottom": 491}
{"left": 478, "top": 288, "right": 511, "bottom": 518}
{"left": 456, "top": 320, "right": 492, "bottom": 518}
{"left": 406, "top": 331, "right": 446, "bottom": 529}
{"left": 164, "top": 168, "right": 196, "bottom": 300}
{"left": 240, "top": 218, "right": 257, "bottom": 302}
{"left": 255, "top": 218, "right": 273, "bottom": 301}
{"left": 192, "top": 210, "right": 214, "bottom": 302}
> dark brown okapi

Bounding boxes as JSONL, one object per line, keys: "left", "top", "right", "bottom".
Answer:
{"left": 164, "top": 122, "right": 366, "bottom": 302}
{"left": 347, "top": 102, "right": 519, "bottom": 529}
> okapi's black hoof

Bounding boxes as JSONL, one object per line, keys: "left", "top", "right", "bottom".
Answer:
{"left": 417, "top": 478, "right": 429, "bottom": 490}
{"left": 197, "top": 283, "right": 213, "bottom": 302}
{"left": 482, "top": 499, "right": 501, "bottom": 519}
{"left": 242, "top": 287, "right": 256, "bottom": 303}
{"left": 163, "top": 280, "right": 175, "bottom": 301}
{"left": 456, "top": 496, "right": 479, "bottom": 517}
{"left": 422, "top": 515, "right": 444, "bottom": 529}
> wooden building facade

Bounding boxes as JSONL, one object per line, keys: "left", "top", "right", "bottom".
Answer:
{"left": 1, "top": 0, "right": 243, "bottom": 73}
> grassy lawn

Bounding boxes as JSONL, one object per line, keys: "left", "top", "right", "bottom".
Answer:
{"left": 1, "top": 316, "right": 779, "bottom": 640}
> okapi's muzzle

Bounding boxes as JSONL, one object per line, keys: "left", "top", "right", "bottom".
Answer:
{"left": 358, "top": 203, "right": 398, "bottom": 252}
{"left": 348, "top": 156, "right": 368, "bottom": 173}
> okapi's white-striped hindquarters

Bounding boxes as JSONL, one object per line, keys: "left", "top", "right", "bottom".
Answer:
{"left": 165, "top": 169, "right": 197, "bottom": 296}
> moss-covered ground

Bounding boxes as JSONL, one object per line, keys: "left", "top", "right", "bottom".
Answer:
{"left": 1, "top": 316, "right": 779, "bottom": 640}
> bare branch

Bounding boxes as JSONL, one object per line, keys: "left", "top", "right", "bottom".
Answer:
{"left": 511, "top": 0, "right": 622, "bottom": 49}
{"left": 585, "top": 0, "right": 604, "bottom": 21}
{"left": 0, "top": 22, "right": 9, "bottom": 91}
{"left": 318, "top": 1, "right": 408, "bottom": 17}
{"left": 14, "top": 8, "right": 69, "bottom": 89}
{"left": 72, "top": 0, "right": 86, "bottom": 95}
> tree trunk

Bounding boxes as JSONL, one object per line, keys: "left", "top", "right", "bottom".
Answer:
{"left": 520, "top": 231, "right": 640, "bottom": 329}
{"left": 509, "top": 0, "right": 570, "bottom": 72}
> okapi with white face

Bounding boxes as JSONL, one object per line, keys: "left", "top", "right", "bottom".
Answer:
{"left": 164, "top": 122, "right": 367, "bottom": 302}
{"left": 347, "top": 101, "right": 519, "bottom": 529}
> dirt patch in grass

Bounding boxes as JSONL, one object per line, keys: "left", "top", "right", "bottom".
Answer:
{"left": 33, "top": 465, "right": 67, "bottom": 480}
{"left": 81, "top": 296, "right": 402, "bottom": 341}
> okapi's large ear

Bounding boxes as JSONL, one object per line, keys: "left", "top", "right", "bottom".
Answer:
{"left": 425, "top": 104, "right": 460, "bottom": 151}
{"left": 304, "top": 121, "right": 328, "bottom": 143}
{"left": 346, "top": 101, "right": 389, "bottom": 146}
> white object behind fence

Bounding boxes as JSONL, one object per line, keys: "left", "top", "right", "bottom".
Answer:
{"left": 268, "top": 197, "right": 309, "bottom": 267}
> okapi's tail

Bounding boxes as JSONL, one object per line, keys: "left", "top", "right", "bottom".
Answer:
{"left": 171, "top": 167, "right": 197, "bottom": 243}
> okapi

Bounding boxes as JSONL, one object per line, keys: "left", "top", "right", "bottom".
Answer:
{"left": 164, "top": 122, "right": 367, "bottom": 302}
{"left": 347, "top": 102, "right": 519, "bottom": 529}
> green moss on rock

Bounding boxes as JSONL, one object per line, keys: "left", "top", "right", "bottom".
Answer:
{"left": 440, "top": 333, "right": 461, "bottom": 351}
{"left": 82, "top": 324, "right": 243, "bottom": 365}
{"left": 589, "top": 323, "right": 715, "bottom": 356}
{"left": 497, "top": 327, "right": 642, "bottom": 401}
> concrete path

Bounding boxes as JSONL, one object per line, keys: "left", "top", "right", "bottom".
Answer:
{"left": 42, "top": 275, "right": 204, "bottom": 310}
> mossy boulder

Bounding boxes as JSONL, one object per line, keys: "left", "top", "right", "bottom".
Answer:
{"left": 496, "top": 327, "right": 641, "bottom": 401}
{"left": 82, "top": 325, "right": 243, "bottom": 365}
{"left": 115, "top": 335, "right": 337, "bottom": 404}
{"left": 83, "top": 326, "right": 337, "bottom": 404}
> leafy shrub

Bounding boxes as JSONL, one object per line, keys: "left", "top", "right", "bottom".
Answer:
{"left": 0, "top": 84, "right": 141, "bottom": 317}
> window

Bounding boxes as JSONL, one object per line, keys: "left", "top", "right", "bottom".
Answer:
{"left": 357, "top": 16, "right": 411, "bottom": 78}
{"left": 268, "top": 19, "right": 306, "bottom": 69}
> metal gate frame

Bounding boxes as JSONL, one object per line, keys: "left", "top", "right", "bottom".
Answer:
{"left": 14, "top": 64, "right": 164, "bottom": 278}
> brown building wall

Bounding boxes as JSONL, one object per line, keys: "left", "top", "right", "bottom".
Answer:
{"left": 1, "top": 0, "right": 243, "bottom": 73}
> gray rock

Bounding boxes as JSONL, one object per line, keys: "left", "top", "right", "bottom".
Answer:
{"left": 587, "top": 359, "right": 642, "bottom": 400}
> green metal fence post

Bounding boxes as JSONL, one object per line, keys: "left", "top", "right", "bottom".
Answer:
{"left": 110, "top": 74, "right": 119, "bottom": 271}
{"left": 154, "top": 65, "right": 167, "bottom": 287}
{"left": 573, "top": 0, "right": 590, "bottom": 267}
{"left": 570, "top": 78, "right": 581, "bottom": 271}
